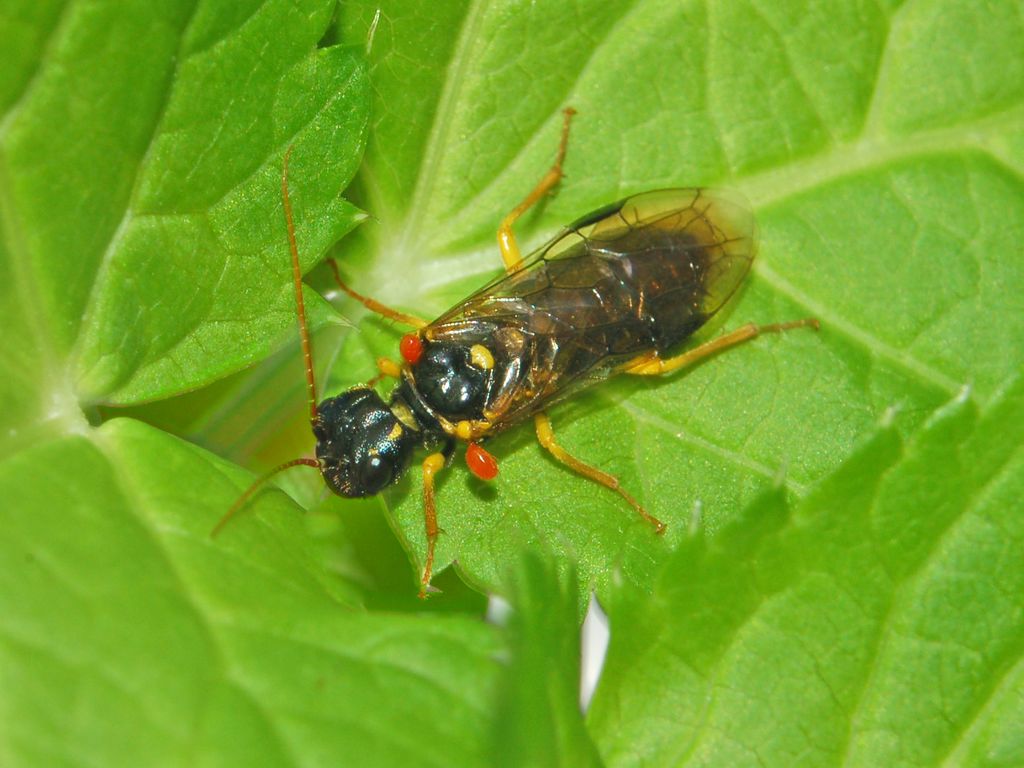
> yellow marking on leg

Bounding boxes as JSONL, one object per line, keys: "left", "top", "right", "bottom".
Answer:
{"left": 419, "top": 452, "right": 447, "bottom": 598}
{"left": 377, "top": 357, "right": 402, "bottom": 378}
{"left": 626, "top": 318, "right": 820, "bottom": 376}
{"left": 497, "top": 107, "right": 576, "bottom": 273}
{"left": 365, "top": 356, "right": 403, "bottom": 388}
{"left": 438, "top": 415, "right": 494, "bottom": 441}
{"left": 533, "top": 412, "right": 665, "bottom": 533}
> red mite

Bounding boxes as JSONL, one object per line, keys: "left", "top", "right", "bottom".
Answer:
{"left": 215, "top": 109, "right": 818, "bottom": 597}
{"left": 399, "top": 334, "right": 423, "bottom": 365}
{"left": 465, "top": 443, "right": 498, "bottom": 481}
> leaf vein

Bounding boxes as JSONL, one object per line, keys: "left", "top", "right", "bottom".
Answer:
{"left": 89, "top": 432, "right": 302, "bottom": 768}
{"left": 841, "top": 407, "right": 1023, "bottom": 765}
{"left": 0, "top": 0, "right": 73, "bottom": 137}
{"left": 70, "top": 0, "right": 204, "bottom": 381}
{"left": 755, "top": 261, "right": 961, "bottom": 396}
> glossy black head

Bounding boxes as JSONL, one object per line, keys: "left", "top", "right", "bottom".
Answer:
{"left": 313, "top": 387, "right": 418, "bottom": 497}
{"left": 414, "top": 341, "right": 492, "bottom": 420}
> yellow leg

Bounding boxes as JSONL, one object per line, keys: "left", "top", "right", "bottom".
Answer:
{"left": 419, "top": 452, "right": 446, "bottom": 598}
{"left": 534, "top": 412, "right": 665, "bottom": 533}
{"left": 626, "top": 318, "right": 820, "bottom": 376}
{"left": 376, "top": 357, "right": 402, "bottom": 378}
{"left": 365, "top": 356, "right": 403, "bottom": 388}
{"left": 497, "top": 107, "right": 576, "bottom": 273}
{"left": 327, "top": 257, "right": 427, "bottom": 328}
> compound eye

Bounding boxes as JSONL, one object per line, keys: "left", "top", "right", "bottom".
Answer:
{"left": 361, "top": 455, "right": 393, "bottom": 493}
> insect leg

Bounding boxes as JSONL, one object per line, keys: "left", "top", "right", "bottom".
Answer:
{"left": 497, "top": 107, "right": 576, "bottom": 273}
{"left": 327, "top": 258, "right": 427, "bottom": 328}
{"left": 363, "top": 356, "right": 403, "bottom": 389}
{"left": 419, "top": 452, "right": 447, "bottom": 598}
{"left": 534, "top": 412, "right": 665, "bottom": 533}
{"left": 376, "top": 357, "right": 402, "bottom": 378}
{"left": 625, "top": 318, "right": 820, "bottom": 376}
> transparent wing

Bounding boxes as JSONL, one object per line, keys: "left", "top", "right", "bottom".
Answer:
{"left": 424, "top": 189, "right": 757, "bottom": 430}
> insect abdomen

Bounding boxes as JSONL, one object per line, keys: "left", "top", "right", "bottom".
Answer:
{"left": 590, "top": 226, "right": 713, "bottom": 354}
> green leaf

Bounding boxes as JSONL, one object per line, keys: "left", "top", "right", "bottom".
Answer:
{"left": 324, "top": 0, "right": 1024, "bottom": 600}
{"left": 0, "top": 0, "right": 370, "bottom": 429}
{"left": 3, "top": 1, "right": 1023, "bottom": 765}
{"left": 493, "top": 552, "right": 603, "bottom": 767}
{"left": 587, "top": 374, "right": 1024, "bottom": 766}
{"left": 0, "top": 418, "right": 502, "bottom": 766}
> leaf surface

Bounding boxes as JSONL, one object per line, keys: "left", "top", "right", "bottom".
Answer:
{"left": 0, "top": 0, "right": 370, "bottom": 430}
{"left": 588, "top": 375, "right": 1024, "bottom": 767}
{"left": 2, "top": 1, "right": 1023, "bottom": 765}
{"left": 329, "top": 0, "right": 1024, "bottom": 599}
{"left": 0, "top": 418, "right": 503, "bottom": 766}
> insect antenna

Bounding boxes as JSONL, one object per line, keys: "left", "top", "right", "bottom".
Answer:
{"left": 211, "top": 458, "right": 321, "bottom": 537}
{"left": 210, "top": 147, "right": 322, "bottom": 537}
{"left": 281, "top": 145, "right": 318, "bottom": 425}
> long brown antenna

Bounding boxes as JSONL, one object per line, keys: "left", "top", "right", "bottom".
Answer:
{"left": 210, "top": 150, "right": 324, "bottom": 539}
{"left": 281, "top": 146, "right": 318, "bottom": 424}
{"left": 211, "top": 458, "right": 321, "bottom": 537}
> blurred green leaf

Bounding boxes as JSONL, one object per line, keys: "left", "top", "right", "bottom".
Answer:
{"left": 494, "top": 552, "right": 602, "bottom": 767}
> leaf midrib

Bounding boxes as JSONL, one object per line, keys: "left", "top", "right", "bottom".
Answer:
{"left": 88, "top": 430, "right": 300, "bottom": 765}
{"left": 392, "top": 0, "right": 489, "bottom": 257}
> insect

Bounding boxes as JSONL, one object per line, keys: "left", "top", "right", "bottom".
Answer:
{"left": 214, "top": 109, "right": 818, "bottom": 596}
